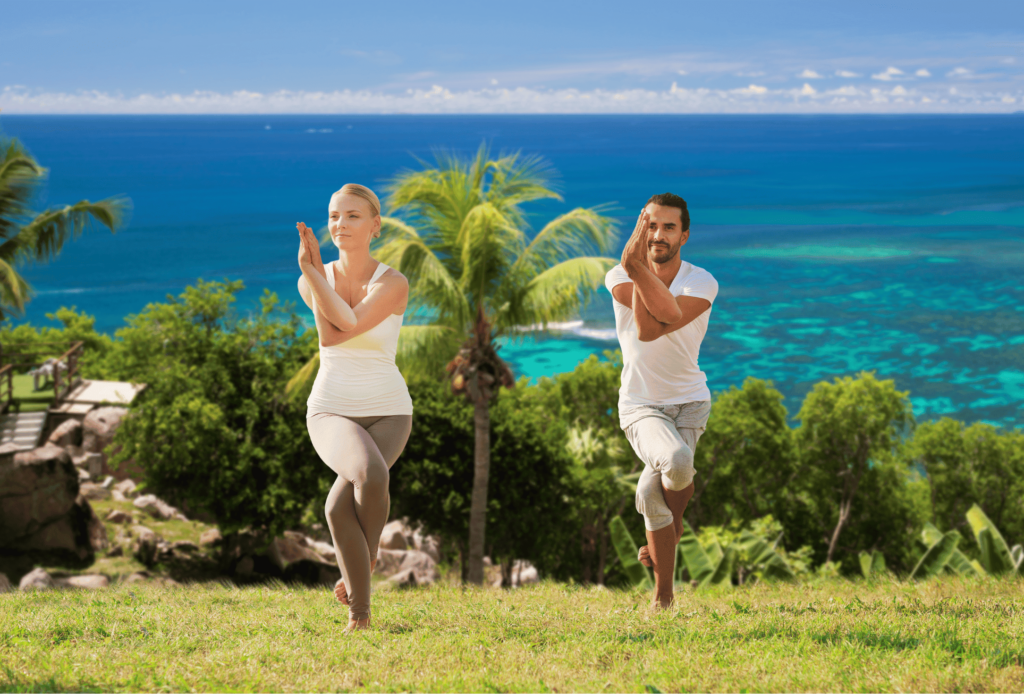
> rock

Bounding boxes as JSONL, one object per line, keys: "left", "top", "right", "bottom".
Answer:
{"left": 85, "top": 453, "right": 105, "bottom": 479}
{"left": 67, "top": 445, "right": 86, "bottom": 465}
{"left": 114, "top": 478, "right": 138, "bottom": 498}
{"left": 60, "top": 574, "right": 110, "bottom": 589}
{"left": 266, "top": 535, "right": 337, "bottom": 586}
{"left": 111, "top": 490, "right": 126, "bottom": 503}
{"left": 84, "top": 498, "right": 108, "bottom": 553}
{"left": 82, "top": 406, "right": 128, "bottom": 455}
{"left": 380, "top": 520, "right": 410, "bottom": 550}
{"left": 234, "top": 556, "right": 254, "bottom": 578}
{"left": 170, "top": 540, "right": 199, "bottom": 553}
{"left": 77, "top": 467, "right": 91, "bottom": 482}
{"left": 101, "top": 476, "right": 115, "bottom": 489}
{"left": 105, "top": 509, "right": 132, "bottom": 524}
{"left": 0, "top": 573, "right": 11, "bottom": 593}
{"left": 0, "top": 444, "right": 95, "bottom": 583}
{"left": 106, "top": 545, "right": 123, "bottom": 557}
{"left": 413, "top": 530, "right": 441, "bottom": 563}
{"left": 133, "top": 494, "right": 181, "bottom": 521}
{"left": 310, "top": 540, "right": 336, "bottom": 561}
{"left": 199, "top": 528, "right": 222, "bottom": 547}
{"left": 386, "top": 568, "right": 419, "bottom": 588}
{"left": 48, "top": 419, "right": 83, "bottom": 448}
{"left": 125, "top": 570, "right": 151, "bottom": 584}
{"left": 283, "top": 530, "right": 309, "bottom": 547}
{"left": 131, "top": 526, "right": 161, "bottom": 566}
{"left": 19, "top": 568, "right": 55, "bottom": 591}
{"left": 511, "top": 560, "right": 539, "bottom": 587}
{"left": 374, "top": 549, "right": 439, "bottom": 586}
{"left": 79, "top": 482, "right": 111, "bottom": 501}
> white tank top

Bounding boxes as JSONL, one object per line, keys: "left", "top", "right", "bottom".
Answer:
{"left": 306, "top": 261, "right": 413, "bottom": 418}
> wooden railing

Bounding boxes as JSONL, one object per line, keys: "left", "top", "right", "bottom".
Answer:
{"left": 53, "top": 342, "right": 84, "bottom": 402}
{"left": 0, "top": 364, "right": 13, "bottom": 414}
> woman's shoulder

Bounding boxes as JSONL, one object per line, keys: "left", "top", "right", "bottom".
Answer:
{"left": 378, "top": 264, "right": 409, "bottom": 290}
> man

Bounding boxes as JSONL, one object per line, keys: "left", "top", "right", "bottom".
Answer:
{"left": 605, "top": 192, "right": 718, "bottom": 608}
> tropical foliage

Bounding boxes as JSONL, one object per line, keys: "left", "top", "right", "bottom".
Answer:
{"left": 0, "top": 137, "right": 129, "bottom": 318}
{"left": 375, "top": 145, "right": 618, "bottom": 583}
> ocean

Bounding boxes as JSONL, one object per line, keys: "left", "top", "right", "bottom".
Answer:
{"left": 2, "top": 114, "right": 1022, "bottom": 426}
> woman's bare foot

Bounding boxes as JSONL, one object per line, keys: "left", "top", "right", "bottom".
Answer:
{"left": 333, "top": 558, "right": 379, "bottom": 604}
{"left": 638, "top": 545, "right": 652, "bottom": 568}
{"left": 333, "top": 578, "right": 349, "bottom": 605}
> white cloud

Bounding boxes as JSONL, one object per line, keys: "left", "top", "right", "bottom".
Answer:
{"left": 872, "top": 67, "right": 904, "bottom": 81}
{"left": 490, "top": 78, "right": 498, "bottom": 86}
{"left": 799, "top": 69, "right": 823, "bottom": 79}
{"left": 947, "top": 67, "right": 972, "bottom": 78}
{"left": 2, "top": 84, "right": 1019, "bottom": 115}
{"left": 835, "top": 70, "right": 860, "bottom": 78}
{"left": 915, "top": 69, "right": 931, "bottom": 77}
{"left": 677, "top": 70, "right": 688, "bottom": 76}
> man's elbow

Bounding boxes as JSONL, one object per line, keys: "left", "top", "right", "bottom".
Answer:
{"left": 637, "top": 327, "right": 660, "bottom": 343}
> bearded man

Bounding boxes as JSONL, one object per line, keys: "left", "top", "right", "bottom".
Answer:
{"left": 605, "top": 192, "right": 719, "bottom": 608}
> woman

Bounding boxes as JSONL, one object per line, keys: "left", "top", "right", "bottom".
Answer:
{"left": 296, "top": 183, "right": 412, "bottom": 632}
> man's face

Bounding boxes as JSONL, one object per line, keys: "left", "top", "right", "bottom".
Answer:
{"left": 644, "top": 203, "right": 689, "bottom": 264}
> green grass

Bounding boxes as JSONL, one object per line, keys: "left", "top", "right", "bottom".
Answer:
{"left": 9, "top": 373, "right": 54, "bottom": 412}
{"left": 2, "top": 576, "right": 1022, "bottom": 692}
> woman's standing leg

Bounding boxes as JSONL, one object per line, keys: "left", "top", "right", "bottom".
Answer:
{"left": 307, "top": 413, "right": 390, "bottom": 628}
{"left": 358, "top": 415, "right": 412, "bottom": 563}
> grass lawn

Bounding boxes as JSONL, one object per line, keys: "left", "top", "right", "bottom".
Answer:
{"left": 1, "top": 576, "right": 1022, "bottom": 692}
{"left": 10, "top": 373, "right": 54, "bottom": 413}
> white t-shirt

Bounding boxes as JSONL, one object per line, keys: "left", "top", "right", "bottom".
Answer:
{"left": 605, "top": 261, "right": 718, "bottom": 422}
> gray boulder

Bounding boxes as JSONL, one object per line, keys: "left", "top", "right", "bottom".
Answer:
{"left": 0, "top": 444, "right": 96, "bottom": 583}
{"left": 0, "top": 573, "right": 11, "bottom": 593}
{"left": 82, "top": 406, "right": 128, "bottom": 455}
{"left": 58, "top": 574, "right": 110, "bottom": 589}
{"left": 79, "top": 482, "right": 111, "bottom": 501}
{"left": 374, "top": 549, "right": 439, "bottom": 586}
{"left": 199, "top": 528, "right": 222, "bottom": 547}
{"left": 105, "top": 509, "right": 132, "bottom": 524}
{"left": 114, "top": 478, "right": 138, "bottom": 498}
{"left": 19, "top": 567, "right": 55, "bottom": 591}
{"left": 131, "top": 526, "right": 161, "bottom": 566}
{"left": 48, "top": 419, "right": 83, "bottom": 448}
{"left": 380, "top": 520, "right": 410, "bottom": 550}
{"left": 133, "top": 494, "right": 188, "bottom": 521}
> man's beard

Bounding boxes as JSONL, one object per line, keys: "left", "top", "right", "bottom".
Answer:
{"left": 648, "top": 242, "right": 679, "bottom": 264}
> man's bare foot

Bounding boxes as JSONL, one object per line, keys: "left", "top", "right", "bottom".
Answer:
{"left": 652, "top": 594, "right": 673, "bottom": 610}
{"left": 638, "top": 545, "right": 653, "bottom": 568}
{"left": 344, "top": 616, "right": 370, "bottom": 633}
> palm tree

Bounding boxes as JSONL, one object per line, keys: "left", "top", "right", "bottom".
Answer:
{"left": 0, "top": 137, "right": 129, "bottom": 319}
{"left": 379, "top": 145, "right": 618, "bottom": 584}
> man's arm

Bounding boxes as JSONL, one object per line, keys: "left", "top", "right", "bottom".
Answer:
{"left": 611, "top": 282, "right": 711, "bottom": 342}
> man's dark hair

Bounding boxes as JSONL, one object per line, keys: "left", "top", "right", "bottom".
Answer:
{"left": 646, "top": 192, "right": 690, "bottom": 231}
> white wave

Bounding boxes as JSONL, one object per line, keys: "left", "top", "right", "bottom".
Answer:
{"left": 34, "top": 287, "right": 93, "bottom": 296}
{"left": 516, "top": 320, "right": 618, "bottom": 342}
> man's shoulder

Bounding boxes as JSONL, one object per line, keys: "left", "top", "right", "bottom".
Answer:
{"left": 605, "top": 263, "right": 631, "bottom": 289}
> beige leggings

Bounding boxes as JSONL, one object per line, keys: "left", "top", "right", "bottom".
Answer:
{"left": 306, "top": 412, "right": 412, "bottom": 621}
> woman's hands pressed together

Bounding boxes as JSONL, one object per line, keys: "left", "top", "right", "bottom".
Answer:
{"left": 297, "top": 222, "right": 327, "bottom": 279}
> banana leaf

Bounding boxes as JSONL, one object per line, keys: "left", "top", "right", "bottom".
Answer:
{"left": 677, "top": 520, "right": 715, "bottom": 585}
{"left": 966, "top": 504, "right": 1017, "bottom": 574}
{"left": 701, "top": 546, "right": 736, "bottom": 589}
{"left": 1013, "top": 545, "right": 1023, "bottom": 572}
{"left": 737, "top": 530, "right": 795, "bottom": 581}
{"left": 859, "top": 551, "right": 873, "bottom": 578}
{"left": 922, "top": 522, "right": 979, "bottom": 576}
{"left": 706, "top": 540, "right": 724, "bottom": 566}
{"left": 910, "top": 530, "right": 961, "bottom": 580}
{"left": 609, "top": 516, "right": 652, "bottom": 588}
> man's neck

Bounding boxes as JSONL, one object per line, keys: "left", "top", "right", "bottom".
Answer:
{"left": 648, "top": 254, "right": 683, "bottom": 286}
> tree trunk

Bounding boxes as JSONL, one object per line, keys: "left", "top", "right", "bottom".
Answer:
{"left": 826, "top": 496, "right": 853, "bottom": 563}
{"left": 466, "top": 396, "right": 491, "bottom": 585}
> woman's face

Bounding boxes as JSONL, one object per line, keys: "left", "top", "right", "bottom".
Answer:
{"left": 327, "top": 193, "right": 380, "bottom": 250}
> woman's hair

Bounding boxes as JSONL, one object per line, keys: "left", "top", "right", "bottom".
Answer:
{"left": 333, "top": 183, "right": 381, "bottom": 217}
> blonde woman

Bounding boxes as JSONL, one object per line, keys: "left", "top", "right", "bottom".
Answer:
{"left": 296, "top": 183, "right": 412, "bottom": 632}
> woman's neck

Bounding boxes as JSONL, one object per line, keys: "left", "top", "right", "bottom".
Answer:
{"left": 334, "top": 248, "right": 376, "bottom": 277}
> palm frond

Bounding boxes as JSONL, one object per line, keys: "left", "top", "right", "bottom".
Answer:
{"left": 375, "top": 218, "right": 470, "bottom": 327}
{"left": 395, "top": 324, "right": 462, "bottom": 378}
{"left": 507, "top": 207, "right": 618, "bottom": 281}
{"left": 486, "top": 151, "right": 562, "bottom": 209}
{"left": 495, "top": 256, "right": 617, "bottom": 334}
{"left": 14, "top": 197, "right": 130, "bottom": 265}
{"left": 457, "top": 203, "right": 524, "bottom": 309}
{"left": 0, "top": 138, "right": 47, "bottom": 240}
{"left": 0, "top": 255, "right": 30, "bottom": 318}
{"left": 284, "top": 352, "right": 319, "bottom": 405}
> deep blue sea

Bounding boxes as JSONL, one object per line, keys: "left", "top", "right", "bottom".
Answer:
{"left": 2, "top": 115, "right": 1022, "bottom": 426}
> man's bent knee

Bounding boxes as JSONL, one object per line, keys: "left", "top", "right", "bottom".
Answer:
{"left": 636, "top": 473, "right": 675, "bottom": 532}
{"left": 659, "top": 444, "right": 694, "bottom": 491}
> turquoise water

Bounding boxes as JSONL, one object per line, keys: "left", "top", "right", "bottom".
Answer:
{"left": 2, "top": 115, "right": 1022, "bottom": 426}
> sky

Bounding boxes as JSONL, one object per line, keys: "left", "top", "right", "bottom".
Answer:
{"left": 2, "top": 0, "right": 1023, "bottom": 114}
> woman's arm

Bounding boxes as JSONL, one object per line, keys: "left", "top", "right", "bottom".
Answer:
{"left": 321, "top": 272, "right": 409, "bottom": 347}
{"left": 297, "top": 222, "right": 357, "bottom": 330}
